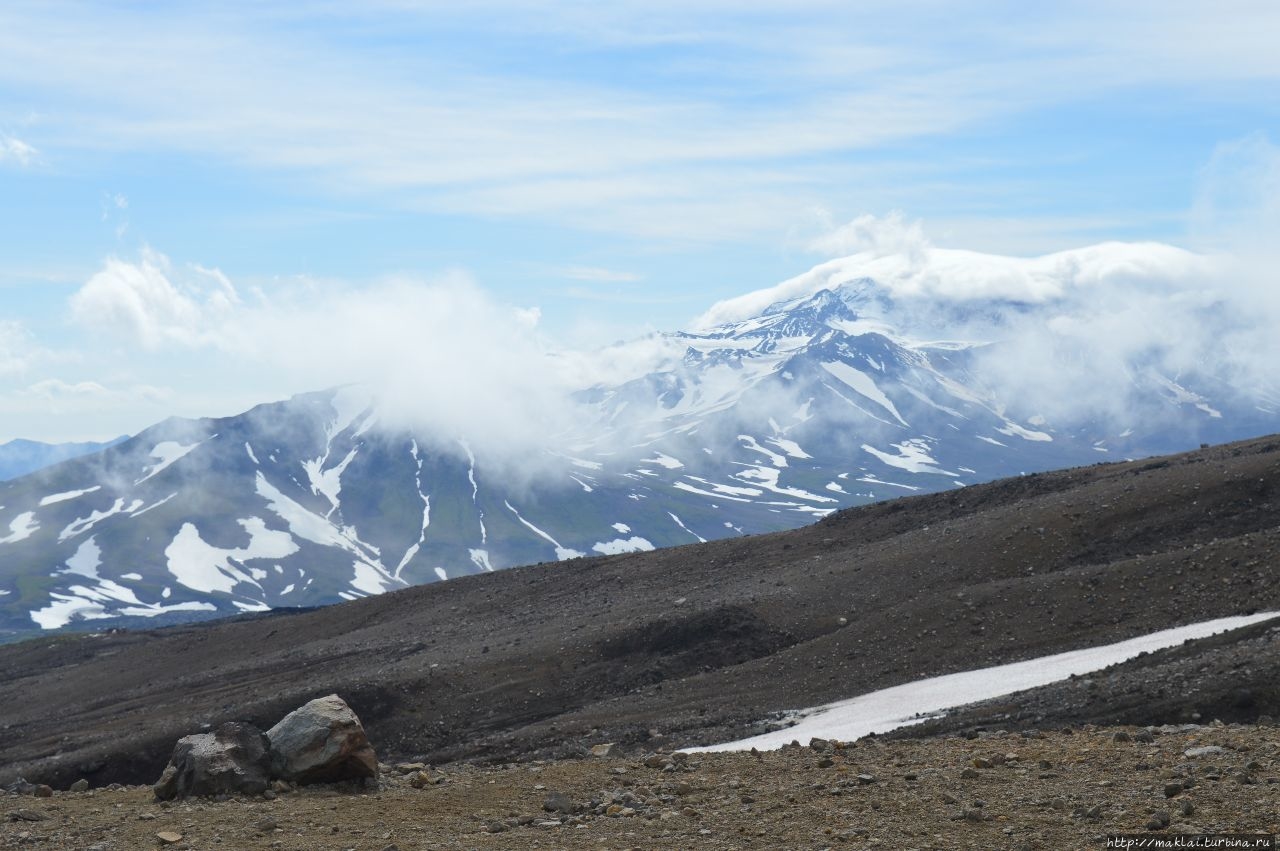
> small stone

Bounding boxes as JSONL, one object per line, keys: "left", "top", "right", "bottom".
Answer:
{"left": 256, "top": 816, "right": 278, "bottom": 832}
{"left": 1146, "top": 811, "right": 1171, "bottom": 831}
{"left": 973, "top": 757, "right": 992, "bottom": 769}
{"left": 1177, "top": 799, "right": 1194, "bottom": 817}
{"left": 271, "top": 780, "right": 292, "bottom": 793}
{"left": 681, "top": 806, "right": 698, "bottom": 817}
{"left": 960, "top": 768, "right": 980, "bottom": 780}
{"left": 1184, "top": 746, "right": 1226, "bottom": 758}
{"left": 394, "top": 763, "right": 427, "bottom": 775}
{"left": 816, "top": 757, "right": 834, "bottom": 768}
{"left": 543, "top": 791, "right": 575, "bottom": 814}
{"left": 70, "top": 778, "right": 89, "bottom": 793}
{"left": 1164, "top": 782, "right": 1183, "bottom": 798}
{"left": 156, "top": 831, "right": 184, "bottom": 845}
{"left": 1112, "top": 731, "right": 1131, "bottom": 743}
{"left": 485, "top": 821, "right": 507, "bottom": 833}
{"left": 809, "top": 738, "right": 830, "bottom": 752}
{"left": 856, "top": 774, "right": 876, "bottom": 785}
{"left": 32, "top": 785, "right": 52, "bottom": 798}
{"left": 1134, "top": 729, "right": 1155, "bottom": 743}
{"left": 7, "top": 809, "right": 49, "bottom": 822}
{"left": 408, "top": 771, "right": 432, "bottom": 789}
{"left": 590, "top": 743, "right": 614, "bottom": 757}
{"left": 262, "top": 789, "right": 277, "bottom": 801}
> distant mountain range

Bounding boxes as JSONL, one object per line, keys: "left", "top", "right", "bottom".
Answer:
{"left": 0, "top": 437, "right": 127, "bottom": 482}
{"left": 0, "top": 256, "right": 1275, "bottom": 640}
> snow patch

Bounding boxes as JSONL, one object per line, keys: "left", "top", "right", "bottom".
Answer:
{"left": 468, "top": 548, "right": 494, "bottom": 572}
{"left": 592, "top": 536, "right": 655, "bottom": 555}
{"left": 645, "top": 452, "right": 684, "bottom": 469}
{"left": 504, "top": 500, "right": 585, "bottom": 560}
{"left": 0, "top": 511, "right": 39, "bottom": 544}
{"left": 434, "top": 566, "right": 449, "bottom": 581}
{"left": 861, "top": 439, "right": 956, "bottom": 475}
{"left": 39, "top": 486, "right": 101, "bottom": 506}
{"left": 164, "top": 518, "right": 298, "bottom": 595}
{"left": 136, "top": 439, "right": 207, "bottom": 485}
{"left": 696, "top": 611, "right": 1280, "bottom": 752}
{"left": 996, "top": 421, "right": 1053, "bottom": 442}
{"left": 820, "top": 361, "right": 908, "bottom": 426}
{"left": 611, "top": 522, "right": 631, "bottom": 534}
{"left": 60, "top": 498, "right": 145, "bottom": 541}
{"left": 668, "top": 512, "right": 707, "bottom": 543}
{"left": 766, "top": 437, "right": 811, "bottom": 460}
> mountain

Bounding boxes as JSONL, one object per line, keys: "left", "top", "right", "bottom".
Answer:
{"left": 0, "top": 436, "right": 127, "bottom": 481}
{"left": 0, "top": 274, "right": 1274, "bottom": 639}
{"left": 2, "top": 433, "right": 1277, "bottom": 788}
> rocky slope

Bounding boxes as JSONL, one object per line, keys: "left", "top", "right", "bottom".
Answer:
{"left": 0, "top": 433, "right": 1277, "bottom": 791}
{"left": 4, "top": 724, "right": 1278, "bottom": 849}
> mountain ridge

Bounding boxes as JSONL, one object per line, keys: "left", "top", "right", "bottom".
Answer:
{"left": 0, "top": 272, "right": 1273, "bottom": 639}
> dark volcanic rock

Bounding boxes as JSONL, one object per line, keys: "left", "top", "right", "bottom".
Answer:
{"left": 153, "top": 722, "right": 272, "bottom": 800}
{"left": 267, "top": 694, "right": 377, "bottom": 784}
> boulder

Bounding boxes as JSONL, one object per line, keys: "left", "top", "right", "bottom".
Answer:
{"left": 266, "top": 694, "right": 377, "bottom": 784}
{"left": 153, "top": 722, "right": 273, "bottom": 800}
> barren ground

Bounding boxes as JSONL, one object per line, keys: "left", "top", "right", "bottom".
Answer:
{"left": 5, "top": 725, "right": 1279, "bottom": 850}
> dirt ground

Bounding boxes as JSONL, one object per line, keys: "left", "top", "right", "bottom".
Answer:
{"left": 5, "top": 724, "right": 1278, "bottom": 851}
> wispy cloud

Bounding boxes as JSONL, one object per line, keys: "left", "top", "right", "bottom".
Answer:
{"left": 559, "top": 266, "right": 644, "bottom": 283}
{"left": 0, "top": 132, "right": 36, "bottom": 166}
{"left": 2, "top": 2, "right": 1277, "bottom": 243}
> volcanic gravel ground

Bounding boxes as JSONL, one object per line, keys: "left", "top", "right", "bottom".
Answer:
{"left": 5, "top": 725, "right": 1280, "bottom": 850}
{"left": 1, "top": 435, "right": 1278, "bottom": 790}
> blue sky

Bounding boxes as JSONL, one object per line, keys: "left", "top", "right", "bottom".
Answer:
{"left": 1, "top": 0, "right": 1278, "bottom": 441}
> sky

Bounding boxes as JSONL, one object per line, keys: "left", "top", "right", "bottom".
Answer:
{"left": 1, "top": 0, "right": 1279, "bottom": 442}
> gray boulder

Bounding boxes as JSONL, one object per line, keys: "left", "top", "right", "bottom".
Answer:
{"left": 266, "top": 694, "right": 377, "bottom": 784}
{"left": 153, "top": 722, "right": 272, "bottom": 800}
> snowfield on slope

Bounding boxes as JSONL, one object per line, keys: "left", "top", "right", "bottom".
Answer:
{"left": 696, "top": 611, "right": 1280, "bottom": 752}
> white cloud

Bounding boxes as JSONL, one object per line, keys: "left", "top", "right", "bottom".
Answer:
{"left": 807, "top": 210, "right": 930, "bottom": 263}
{"left": 66, "top": 251, "right": 585, "bottom": 466}
{"left": 0, "top": 132, "right": 36, "bottom": 166}
{"left": 695, "top": 217, "right": 1213, "bottom": 329}
{"left": 69, "top": 248, "right": 241, "bottom": 349}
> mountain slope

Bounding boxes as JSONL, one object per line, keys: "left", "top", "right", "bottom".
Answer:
{"left": 1, "top": 432, "right": 1277, "bottom": 788}
{"left": 0, "top": 275, "right": 1274, "bottom": 638}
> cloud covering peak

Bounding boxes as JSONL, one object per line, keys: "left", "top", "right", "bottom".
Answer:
{"left": 695, "top": 230, "right": 1213, "bottom": 331}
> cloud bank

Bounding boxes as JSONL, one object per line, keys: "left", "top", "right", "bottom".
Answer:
{"left": 68, "top": 252, "right": 581, "bottom": 462}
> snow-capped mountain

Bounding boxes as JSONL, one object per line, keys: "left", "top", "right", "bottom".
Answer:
{"left": 0, "top": 274, "right": 1273, "bottom": 639}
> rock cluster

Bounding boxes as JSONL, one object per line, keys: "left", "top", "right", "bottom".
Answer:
{"left": 152, "top": 694, "right": 375, "bottom": 800}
